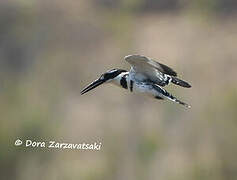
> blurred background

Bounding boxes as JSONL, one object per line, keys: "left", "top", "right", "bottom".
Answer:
{"left": 1, "top": 0, "right": 237, "bottom": 180}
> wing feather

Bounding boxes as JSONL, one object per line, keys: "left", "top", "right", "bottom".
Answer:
{"left": 124, "top": 55, "right": 177, "bottom": 76}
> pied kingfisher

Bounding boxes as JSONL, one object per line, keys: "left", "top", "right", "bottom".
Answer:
{"left": 81, "top": 55, "right": 191, "bottom": 108}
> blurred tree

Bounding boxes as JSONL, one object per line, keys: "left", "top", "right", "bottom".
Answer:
{"left": 218, "top": 0, "right": 237, "bottom": 13}
{"left": 94, "top": 0, "right": 237, "bottom": 14}
{"left": 141, "top": 0, "right": 180, "bottom": 12}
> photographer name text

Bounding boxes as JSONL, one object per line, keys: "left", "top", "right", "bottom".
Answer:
{"left": 15, "top": 139, "right": 102, "bottom": 151}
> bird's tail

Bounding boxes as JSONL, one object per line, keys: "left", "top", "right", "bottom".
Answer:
{"left": 171, "top": 77, "right": 191, "bottom": 88}
{"left": 153, "top": 84, "right": 191, "bottom": 108}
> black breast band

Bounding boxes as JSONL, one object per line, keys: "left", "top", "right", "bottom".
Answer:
{"left": 130, "top": 80, "right": 134, "bottom": 92}
{"left": 120, "top": 74, "right": 128, "bottom": 89}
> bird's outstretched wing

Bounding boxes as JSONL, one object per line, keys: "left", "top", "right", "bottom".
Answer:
{"left": 124, "top": 54, "right": 177, "bottom": 86}
{"left": 125, "top": 55, "right": 177, "bottom": 77}
{"left": 125, "top": 55, "right": 191, "bottom": 88}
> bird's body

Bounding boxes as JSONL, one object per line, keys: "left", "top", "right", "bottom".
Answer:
{"left": 81, "top": 55, "right": 191, "bottom": 108}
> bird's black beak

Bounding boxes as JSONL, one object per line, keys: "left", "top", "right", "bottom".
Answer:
{"left": 81, "top": 77, "right": 105, "bottom": 95}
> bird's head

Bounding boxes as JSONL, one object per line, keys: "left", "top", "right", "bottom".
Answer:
{"left": 81, "top": 69, "right": 127, "bottom": 95}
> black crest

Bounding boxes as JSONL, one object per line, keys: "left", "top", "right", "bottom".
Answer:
{"left": 103, "top": 69, "right": 127, "bottom": 80}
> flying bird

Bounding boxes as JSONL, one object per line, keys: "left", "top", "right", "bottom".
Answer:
{"left": 81, "top": 55, "right": 191, "bottom": 108}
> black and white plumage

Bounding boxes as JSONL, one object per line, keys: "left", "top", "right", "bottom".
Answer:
{"left": 81, "top": 55, "right": 191, "bottom": 108}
